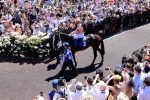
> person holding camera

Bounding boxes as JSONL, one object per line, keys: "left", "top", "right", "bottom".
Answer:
{"left": 65, "top": 79, "right": 87, "bottom": 100}
{"left": 84, "top": 77, "right": 96, "bottom": 98}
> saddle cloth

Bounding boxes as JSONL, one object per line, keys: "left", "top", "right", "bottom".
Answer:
{"left": 73, "top": 36, "right": 86, "bottom": 47}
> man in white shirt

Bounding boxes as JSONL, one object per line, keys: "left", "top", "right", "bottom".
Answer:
{"left": 66, "top": 81, "right": 87, "bottom": 100}
{"left": 32, "top": 25, "right": 40, "bottom": 35}
{"left": 138, "top": 77, "right": 150, "bottom": 100}
{"left": 5, "top": 11, "right": 13, "bottom": 21}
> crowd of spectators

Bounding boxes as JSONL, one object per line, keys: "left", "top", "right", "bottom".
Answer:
{"left": 33, "top": 44, "right": 150, "bottom": 100}
{"left": 1, "top": 0, "right": 150, "bottom": 100}
{"left": 0, "top": 0, "right": 150, "bottom": 37}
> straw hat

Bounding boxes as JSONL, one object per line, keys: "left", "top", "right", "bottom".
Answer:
{"left": 80, "top": 94, "right": 95, "bottom": 100}
{"left": 57, "top": 98, "right": 67, "bottom": 100}
{"left": 15, "top": 23, "right": 20, "bottom": 28}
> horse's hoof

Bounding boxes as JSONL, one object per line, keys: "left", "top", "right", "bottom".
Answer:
{"left": 75, "top": 64, "right": 77, "bottom": 67}
{"left": 101, "top": 58, "right": 104, "bottom": 62}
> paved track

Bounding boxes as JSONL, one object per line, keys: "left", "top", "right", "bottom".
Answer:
{"left": 0, "top": 23, "right": 150, "bottom": 100}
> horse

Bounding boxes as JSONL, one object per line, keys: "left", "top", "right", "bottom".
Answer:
{"left": 55, "top": 32, "right": 105, "bottom": 66}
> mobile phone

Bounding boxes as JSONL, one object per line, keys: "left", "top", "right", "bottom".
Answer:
{"left": 84, "top": 76, "right": 87, "bottom": 80}
{"left": 93, "top": 76, "right": 95, "bottom": 79}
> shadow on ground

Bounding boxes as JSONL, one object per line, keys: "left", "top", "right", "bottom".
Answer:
{"left": 45, "top": 61, "right": 103, "bottom": 82}
{"left": 0, "top": 57, "right": 55, "bottom": 65}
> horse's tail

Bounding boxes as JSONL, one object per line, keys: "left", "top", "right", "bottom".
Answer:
{"left": 101, "top": 39, "right": 105, "bottom": 55}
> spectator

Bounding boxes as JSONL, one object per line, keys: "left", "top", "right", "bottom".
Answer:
{"left": 48, "top": 79, "right": 66, "bottom": 100}
{"left": 124, "top": 63, "right": 133, "bottom": 72}
{"left": 93, "top": 74, "right": 109, "bottom": 100}
{"left": 66, "top": 81, "right": 87, "bottom": 100}
{"left": 124, "top": 80, "right": 135, "bottom": 99}
{"left": 138, "top": 77, "right": 150, "bottom": 100}
{"left": 85, "top": 78, "right": 96, "bottom": 97}
{"left": 34, "top": 92, "right": 47, "bottom": 100}
{"left": 113, "top": 85, "right": 129, "bottom": 100}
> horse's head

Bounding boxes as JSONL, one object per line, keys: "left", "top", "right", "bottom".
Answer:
{"left": 55, "top": 32, "right": 73, "bottom": 49}
{"left": 58, "top": 32, "right": 74, "bottom": 43}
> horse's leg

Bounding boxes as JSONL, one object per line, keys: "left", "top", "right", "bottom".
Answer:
{"left": 72, "top": 52, "right": 77, "bottom": 67}
{"left": 91, "top": 47, "right": 97, "bottom": 65}
{"left": 97, "top": 47, "right": 104, "bottom": 62}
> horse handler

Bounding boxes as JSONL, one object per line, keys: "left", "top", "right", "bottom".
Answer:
{"left": 57, "top": 42, "right": 78, "bottom": 77}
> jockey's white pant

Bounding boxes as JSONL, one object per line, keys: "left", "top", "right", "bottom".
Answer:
{"left": 73, "top": 34, "right": 84, "bottom": 39}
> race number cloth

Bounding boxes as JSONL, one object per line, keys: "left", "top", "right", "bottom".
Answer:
{"left": 74, "top": 36, "right": 86, "bottom": 47}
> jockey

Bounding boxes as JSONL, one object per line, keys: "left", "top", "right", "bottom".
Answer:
{"left": 69, "top": 26, "right": 84, "bottom": 47}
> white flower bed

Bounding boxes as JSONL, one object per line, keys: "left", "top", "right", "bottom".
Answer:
{"left": 0, "top": 32, "right": 51, "bottom": 58}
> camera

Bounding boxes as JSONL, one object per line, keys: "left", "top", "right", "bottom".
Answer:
{"left": 122, "top": 55, "right": 127, "bottom": 65}
{"left": 93, "top": 76, "right": 95, "bottom": 79}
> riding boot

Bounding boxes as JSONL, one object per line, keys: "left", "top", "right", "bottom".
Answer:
{"left": 76, "top": 39, "right": 80, "bottom": 51}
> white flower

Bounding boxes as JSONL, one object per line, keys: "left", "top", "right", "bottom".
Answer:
{"left": 11, "top": 32, "right": 19, "bottom": 36}
{"left": 46, "top": 43, "right": 50, "bottom": 47}
{"left": 38, "top": 48, "right": 42, "bottom": 51}
{"left": 13, "top": 45, "right": 16, "bottom": 48}
{"left": 14, "top": 51, "right": 17, "bottom": 53}
{"left": 11, "top": 48, "right": 13, "bottom": 51}
{"left": 37, "top": 32, "right": 46, "bottom": 37}
{"left": 18, "top": 35, "right": 27, "bottom": 40}
{"left": 0, "top": 42, "right": 2, "bottom": 47}
{"left": 40, "top": 45, "right": 43, "bottom": 47}
{"left": 2, "top": 49, "right": 4, "bottom": 52}
{"left": 41, "top": 35, "right": 50, "bottom": 40}
{"left": 6, "top": 41, "right": 10, "bottom": 45}
{"left": 17, "top": 47, "right": 21, "bottom": 50}
{"left": 29, "top": 35, "right": 39, "bottom": 40}
{"left": 14, "top": 40, "right": 21, "bottom": 44}
{"left": 34, "top": 46, "right": 38, "bottom": 49}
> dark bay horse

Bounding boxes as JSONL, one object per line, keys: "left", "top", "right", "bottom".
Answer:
{"left": 56, "top": 33, "right": 105, "bottom": 66}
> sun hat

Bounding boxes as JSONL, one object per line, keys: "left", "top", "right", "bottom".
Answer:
{"left": 75, "top": 82, "right": 83, "bottom": 90}
{"left": 80, "top": 94, "right": 95, "bottom": 100}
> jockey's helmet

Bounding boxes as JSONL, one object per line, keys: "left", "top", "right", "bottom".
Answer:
{"left": 63, "top": 42, "right": 70, "bottom": 47}
{"left": 52, "top": 79, "right": 58, "bottom": 88}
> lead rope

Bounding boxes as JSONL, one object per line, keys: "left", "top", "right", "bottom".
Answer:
{"left": 58, "top": 31, "right": 63, "bottom": 46}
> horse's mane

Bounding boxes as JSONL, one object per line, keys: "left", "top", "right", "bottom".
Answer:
{"left": 59, "top": 33, "right": 73, "bottom": 42}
